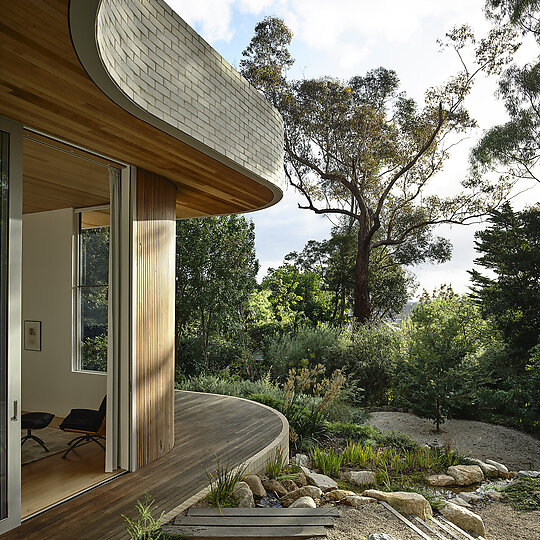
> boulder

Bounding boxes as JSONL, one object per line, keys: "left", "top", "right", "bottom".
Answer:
{"left": 447, "top": 465, "right": 484, "bottom": 486}
{"left": 368, "top": 534, "right": 397, "bottom": 540}
{"left": 289, "top": 496, "right": 316, "bottom": 508}
{"left": 294, "top": 453, "right": 310, "bottom": 468}
{"left": 471, "top": 459, "right": 500, "bottom": 478}
{"left": 304, "top": 471, "right": 338, "bottom": 491}
{"left": 295, "top": 472, "right": 308, "bottom": 487}
{"left": 427, "top": 474, "right": 455, "bottom": 487}
{"left": 362, "top": 490, "right": 432, "bottom": 521}
{"left": 282, "top": 479, "right": 298, "bottom": 492}
{"left": 243, "top": 475, "right": 266, "bottom": 498}
{"left": 485, "top": 459, "right": 508, "bottom": 474}
{"left": 440, "top": 501, "right": 486, "bottom": 537}
{"left": 262, "top": 479, "right": 287, "bottom": 497}
{"left": 458, "top": 492, "right": 483, "bottom": 504}
{"left": 517, "top": 470, "right": 540, "bottom": 478}
{"left": 232, "top": 481, "right": 255, "bottom": 508}
{"left": 281, "top": 485, "right": 322, "bottom": 507}
{"left": 324, "top": 489, "right": 357, "bottom": 502}
{"left": 450, "top": 497, "right": 473, "bottom": 508}
{"left": 485, "top": 490, "right": 503, "bottom": 500}
{"left": 340, "top": 495, "right": 378, "bottom": 507}
{"left": 341, "top": 470, "right": 376, "bottom": 487}
{"left": 300, "top": 465, "right": 311, "bottom": 476}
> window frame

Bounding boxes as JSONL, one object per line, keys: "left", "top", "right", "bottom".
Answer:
{"left": 72, "top": 208, "right": 110, "bottom": 375}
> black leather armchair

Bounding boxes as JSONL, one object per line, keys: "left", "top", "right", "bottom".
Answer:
{"left": 59, "top": 396, "right": 106, "bottom": 459}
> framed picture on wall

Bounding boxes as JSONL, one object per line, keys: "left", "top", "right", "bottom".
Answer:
{"left": 24, "top": 320, "right": 41, "bottom": 351}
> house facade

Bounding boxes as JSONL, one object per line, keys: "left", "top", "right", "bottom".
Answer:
{"left": 0, "top": 0, "right": 283, "bottom": 533}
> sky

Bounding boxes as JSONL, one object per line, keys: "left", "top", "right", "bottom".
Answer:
{"left": 166, "top": 0, "right": 539, "bottom": 296}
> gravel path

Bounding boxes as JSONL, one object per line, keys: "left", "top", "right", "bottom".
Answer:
{"left": 367, "top": 411, "right": 540, "bottom": 471}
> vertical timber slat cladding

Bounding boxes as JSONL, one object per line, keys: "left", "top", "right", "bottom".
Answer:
{"left": 135, "top": 169, "right": 176, "bottom": 467}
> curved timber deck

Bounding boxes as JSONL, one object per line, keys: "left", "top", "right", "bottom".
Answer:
{"left": 1, "top": 390, "right": 288, "bottom": 540}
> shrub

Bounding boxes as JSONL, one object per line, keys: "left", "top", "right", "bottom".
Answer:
{"left": 123, "top": 494, "right": 165, "bottom": 540}
{"left": 502, "top": 477, "right": 540, "bottom": 511}
{"left": 204, "top": 455, "right": 247, "bottom": 507}
{"left": 310, "top": 446, "right": 343, "bottom": 477}
{"left": 325, "top": 422, "right": 380, "bottom": 442}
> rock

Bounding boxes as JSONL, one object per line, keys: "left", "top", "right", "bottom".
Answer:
{"left": 294, "top": 453, "right": 310, "bottom": 468}
{"left": 485, "top": 459, "right": 508, "bottom": 474}
{"left": 440, "top": 501, "right": 486, "bottom": 537}
{"left": 300, "top": 465, "right": 311, "bottom": 476}
{"left": 289, "top": 496, "right": 316, "bottom": 508}
{"left": 340, "top": 495, "right": 378, "bottom": 507}
{"left": 324, "top": 489, "right": 357, "bottom": 502}
{"left": 447, "top": 465, "right": 484, "bottom": 486}
{"left": 281, "top": 485, "right": 322, "bottom": 507}
{"left": 304, "top": 471, "right": 338, "bottom": 491}
{"left": 341, "top": 470, "right": 376, "bottom": 487}
{"left": 368, "top": 534, "right": 397, "bottom": 540}
{"left": 485, "top": 490, "right": 503, "bottom": 500}
{"left": 362, "top": 490, "right": 432, "bottom": 521}
{"left": 458, "top": 492, "right": 483, "bottom": 504}
{"left": 471, "top": 459, "right": 500, "bottom": 478}
{"left": 427, "top": 474, "right": 455, "bottom": 487}
{"left": 451, "top": 497, "right": 473, "bottom": 508}
{"left": 243, "top": 475, "right": 266, "bottom": 498}
{"left": 282, "top": 479, "right": 298, "bottom": 492}
{"left": 262, "top": 479, "right": 287, "bottom": 497}
{"left": 517, "top": 470, "right": 540, "bottom": 478}
{"left": 232, "top": 481, "right": 255, "bottom": 508}
{"left": 295, "top": 472, "right": 308, "bottom": 487}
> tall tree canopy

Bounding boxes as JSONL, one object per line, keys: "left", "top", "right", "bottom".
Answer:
{"left": 469, "top": 202, "right": 540, "bottom": 367}
{"left": 175, "top": 216, "right": 259, "bottom": 366}
{"left": 471, "top": 1, "right": 540, "bottom": 183}
{"left": 241, "top": 17, "right": 517, "bottom": 322}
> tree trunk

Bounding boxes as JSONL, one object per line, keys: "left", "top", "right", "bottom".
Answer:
{"left": 353, "top": 231, "right": 371, "bottom": 324}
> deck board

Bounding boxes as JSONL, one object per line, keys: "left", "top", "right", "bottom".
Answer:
{"left": 1, "top": 391, "right": 284, "bottom": 540}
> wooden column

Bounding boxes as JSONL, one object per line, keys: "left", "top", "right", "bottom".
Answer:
{"left": 135, "top": 169, "right": 176, "bottom": 468}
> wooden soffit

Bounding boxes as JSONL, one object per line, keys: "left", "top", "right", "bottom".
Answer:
{"left": 0, "top": 0, "right": 282, "bottom": 218}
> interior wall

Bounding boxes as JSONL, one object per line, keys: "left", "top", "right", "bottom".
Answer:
{"left": 21, "top": 209, "right": 107, "bottom": 418}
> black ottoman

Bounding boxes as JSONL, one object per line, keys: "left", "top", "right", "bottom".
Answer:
{"left": 21, "top": 412, "right": 55, "bottom": 452}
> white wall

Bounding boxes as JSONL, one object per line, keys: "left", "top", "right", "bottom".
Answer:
{"left": 21, "top": 209, "right": 107, "bottom": 418}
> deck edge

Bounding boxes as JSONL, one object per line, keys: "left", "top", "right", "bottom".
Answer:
{"left": 159, "top": 390, "right": 289, "bottom": 524}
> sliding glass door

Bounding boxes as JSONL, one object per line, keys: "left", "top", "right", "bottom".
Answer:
{"left": 0, "top": 117, "right": 22, "bottom": 534}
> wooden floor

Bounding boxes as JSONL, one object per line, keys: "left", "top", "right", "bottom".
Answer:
{"left": 22, "top": 442, "right": 122, "bottom": 518}
{"left": 2, "top": 391, "right": 283, "bottom": 540}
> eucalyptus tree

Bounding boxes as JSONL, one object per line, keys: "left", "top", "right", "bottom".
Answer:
{"left": 242, "top": 18, "right": 518, "bottom": 322}
{"left": 471, "top": 0, "right": 540, "bottom": 183}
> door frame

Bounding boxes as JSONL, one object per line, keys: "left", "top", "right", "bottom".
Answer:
{"left": 0, "top": 116, "right": 22, "bottom": 534}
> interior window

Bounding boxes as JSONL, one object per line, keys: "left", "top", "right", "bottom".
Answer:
{"left": 77, "top": 210, "right": 109, "bottom": 372}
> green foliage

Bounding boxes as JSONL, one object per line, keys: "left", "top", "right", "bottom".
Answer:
{"left": 470, "top": 203, "right": 540, "bottom": 365}
{"left": 472, "top": 1, "right": 539, "bottom": 184}
{"left": 123, "top": 493, "right": 165, "bottom": 540}
{"left": 396, "top": 289, "right": 497, "bottom": 431}
{"left": 263, "top": 324, "right": 344, "bottom": 378}
{"left": 376, "top": 430, "right": 419, "bottom": 452}
{"left": 502, "top": 477, "right": 540, "bottom": 511}
{"left": 175, "top": 215, "right": 258, "bottom": 369}
{"left": 204, "top": 456, "right": 247, "bottom": 507}
{"left": 260, "top": 264, "right": 333, "bottom": 331}
{"left": 325, "top": 422, "right": 380, "bottom": 442}
{"left": 310, "top": 447, "right": 343, "bottom": 477}
{"left": 265, "top": 446, "right": 289, "bottom": 480}
{"left": 80, "top": 334, "right": 107, "bottom": 372}
{"left": 175, "top": 374, "right": 280, "bottom": 400}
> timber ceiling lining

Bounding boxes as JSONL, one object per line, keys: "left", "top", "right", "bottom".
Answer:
{"left": 0, "top": 0, "right": 279, "bottom": 218}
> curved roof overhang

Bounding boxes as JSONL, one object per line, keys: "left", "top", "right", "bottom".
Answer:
{"left": 0, "top": 0, "right": 283, "bottom": 218}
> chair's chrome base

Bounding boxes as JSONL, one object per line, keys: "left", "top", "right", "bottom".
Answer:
{"left": 62, "top": 433, "right": 105, "bottom": 458}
